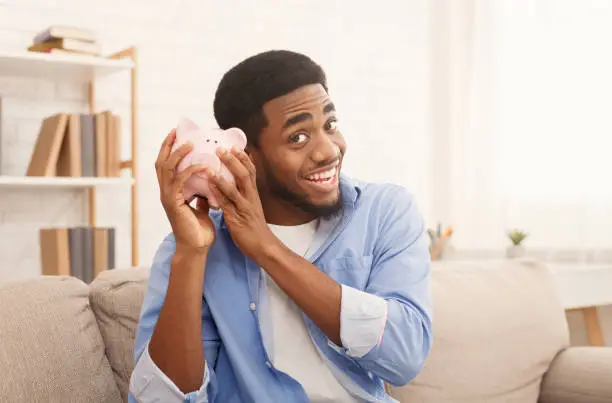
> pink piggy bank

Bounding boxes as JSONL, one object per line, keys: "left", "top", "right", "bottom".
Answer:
{"left": 172, "top": 117, "right": 247, "bottom": 208}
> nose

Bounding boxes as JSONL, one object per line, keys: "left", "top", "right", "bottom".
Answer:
{"left": 310, "top": 131, "right": 339, "bottom": 166}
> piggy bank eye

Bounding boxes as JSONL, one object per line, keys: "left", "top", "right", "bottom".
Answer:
{"left": 206, "top": 139, "right": 210, "bottom": 142}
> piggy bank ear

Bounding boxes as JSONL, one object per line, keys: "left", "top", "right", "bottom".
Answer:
{"left": 177, "top": 117, "right": 200, "bottom": 136}
{"left": 225, "top": 127, "right": 247, "bottom": 150}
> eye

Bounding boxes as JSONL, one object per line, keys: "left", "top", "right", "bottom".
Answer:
{"left": 325, "top": 119, "right": 338, "bottom": 132}
{"left": 289, "top": 133, "right": 309, "bottom": 144}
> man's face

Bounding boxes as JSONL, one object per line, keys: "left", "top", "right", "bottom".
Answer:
{"left": 248, "top": 83, "right": 346, "bottom": 219}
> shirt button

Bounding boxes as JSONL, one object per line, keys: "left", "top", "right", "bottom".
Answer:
{"left": 265, "top": 361, "right": 272, "bottom": 368}
{"left": 249, "top": 302, "right": 256, "bottom": 311}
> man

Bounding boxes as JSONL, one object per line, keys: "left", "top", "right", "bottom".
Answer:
{"left": 129, "top": 50, "right": 432, "bottom": 403}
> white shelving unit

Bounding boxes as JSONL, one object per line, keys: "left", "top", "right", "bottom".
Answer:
{"left": 0, "top": 47, "right": 139, "bottom": 266}
{"left": 0, "top": 176, "right": 134, "bottom": 188}
{"left": 0, "top": 50, "right": 134, "bottom": 81}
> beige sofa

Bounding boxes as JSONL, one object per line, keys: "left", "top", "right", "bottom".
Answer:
{"left": 0, "top": 260, "right": 610, "bottom": 402}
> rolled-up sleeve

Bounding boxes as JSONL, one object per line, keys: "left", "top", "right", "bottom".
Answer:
{"left": 338, "top": 285, "right": 388, "bottom": 358}
{"left": 130, "top": 342, "right": 210, "bottom": 402}
{"left": 335, "top": 187, "right": 433, "bottom": 387}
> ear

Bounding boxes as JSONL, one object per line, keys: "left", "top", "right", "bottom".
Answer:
{"left": 225, "top": 127, "right": 247, "bottom": 150}
{"left": 177, "top": 117, "right": 199, "bottom": 134}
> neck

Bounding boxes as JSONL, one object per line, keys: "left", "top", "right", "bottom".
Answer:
{"left": 260, "top": 194, "right": 317, "bottom": 226}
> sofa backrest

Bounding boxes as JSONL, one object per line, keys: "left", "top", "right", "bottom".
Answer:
{"left": 89, "top": 267, "right": 150, "bottom": 401}
{"left": 87, "top": 260, "right": 571, "bottom": 403}
{"left": 0, "top": 276, "right": 122, "bottom": 403}
{"left": 387, "top": 259, "right": 571, "bottom": 403}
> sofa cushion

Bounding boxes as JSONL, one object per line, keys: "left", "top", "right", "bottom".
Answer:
{"left": 89, "top": 267, "right": 149, "bottom": 401}
{"left": 388, "top": 259, "right": 570, "bottom": 403}
{"left": 0, "top": 275, "right": 122, "bottom": 403}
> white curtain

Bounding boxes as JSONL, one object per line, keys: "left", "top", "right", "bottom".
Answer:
{"left": 432, "top": 0, "right": 612, "bottom": 257}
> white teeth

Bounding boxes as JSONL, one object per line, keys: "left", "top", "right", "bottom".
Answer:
{"left": 306, "top": 167, "right": 337, "bottom": 182}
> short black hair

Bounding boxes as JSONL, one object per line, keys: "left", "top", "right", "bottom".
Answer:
{"left": 213, "top": 50, "right": 328, "bottom": 147}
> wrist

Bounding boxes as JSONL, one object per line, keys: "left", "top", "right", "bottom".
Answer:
{"left": 169, "top": 244, "right": 208, "bottom": 285}
{"left": 174, "top": 243, "right": 209, "bottom": 261}
{"left": 255, "top": 234, "right": 285, "bottom": 264}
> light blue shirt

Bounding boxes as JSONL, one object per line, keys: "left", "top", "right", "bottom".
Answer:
{"left": 129, "top": 175, "right": 433, "bottom": 402}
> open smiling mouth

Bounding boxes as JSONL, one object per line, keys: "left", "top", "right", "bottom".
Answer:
{"left": 302, "top": 162, "right": 340, "bottom": 191}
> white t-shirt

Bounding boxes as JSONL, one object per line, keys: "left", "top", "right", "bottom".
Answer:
{"left": 266, "top": 221, "right": 358, "bottom": 402}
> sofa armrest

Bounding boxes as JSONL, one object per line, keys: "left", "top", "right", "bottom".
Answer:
{"left": 539, "top": 347, "right": 612, "bottom": 403}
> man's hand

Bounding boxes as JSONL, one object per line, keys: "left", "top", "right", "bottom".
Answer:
{"left": 156, "top": 129, "right": 216, "bottom": 252}
{"left": 206, "top": 147, "right": 276, "bottom": 260}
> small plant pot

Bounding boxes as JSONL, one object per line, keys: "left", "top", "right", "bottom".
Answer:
{"left": 506, "top": 244, "right": 525, "bottom": 259}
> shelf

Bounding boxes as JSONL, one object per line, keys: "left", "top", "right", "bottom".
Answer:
{"left": 0, "top": 50, "right": 134, "bottom": 82}
{"left": 0, "top": 176, "right": 134, "bottom": 188}
{"left": 0, "top": 45, "right": 140, "bottom": 267}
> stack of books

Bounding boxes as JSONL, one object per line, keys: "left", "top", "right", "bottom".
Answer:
{"left": 27, "top": 25, "right": 100, "bottom": 56}
{"left": 39, "top": 226, "right": 116, "bottom": 284}
{"left": 26, "top": 112, "right": 122, "bottom": 178}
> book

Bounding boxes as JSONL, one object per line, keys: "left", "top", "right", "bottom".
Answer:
{"left": 83, "top": 227, "right": 94, "bottom": 283}
{"left": 33, "top": 111, "right": 120, "bottom": 179}
{"left": 107, "top": 227, "right": 115, "bottom": 270}
{"left": 111, "top": 114, "right": 122, "bottom": 177}
{"left": 94, "top": 112, "right": 108, "bottom": 177}
{"left": 28, "top": 38, "right": 100, "bottom": 56}
{"left": 30, "top": 48, "right": 93, "bottom": 57}
{"left": 80, "top": 114, "right": 95, "bottom": 177}
{"left": 40, "top": 226, "right": 116, "bottom": 282}
{"left": 101, "top": 111, "right": 121, "bottom": 177}
{"left": 0, "top": 95, "right": 2, "bottom": 174}
{"left": 33, "top": 26, "right": 96, "bottom": 44}
{"left": 39, "top": 228, "right": 71, "bottom": 276}
{"left": 93, "top": 228, "right": 109, "bottom": 279}
{"left": 56, "top": 114, "right": 82, "bottom": 177}
{"left": 26, "top": 114, "right": 69, "bottom": 176}
{"left": 68, "top": 227, "right": 85, "bottom": 281}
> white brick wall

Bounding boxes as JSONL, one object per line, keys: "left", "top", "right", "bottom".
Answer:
{"left": 0, "top": 0, "right": 433, "bottom": 280}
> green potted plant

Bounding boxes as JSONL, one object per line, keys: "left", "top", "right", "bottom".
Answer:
{"left": 506, "top": 229, "right": 528, "bottom": 258}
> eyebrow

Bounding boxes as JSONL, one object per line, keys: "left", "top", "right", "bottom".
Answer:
{"left": 323, "top": 102, "right": 336, "bottom": 114}
{"left": 282, "top": 102, "right": 336, "bottom": 130}
{"left": 282, "top": 112, "right": 311, "bottom": 130}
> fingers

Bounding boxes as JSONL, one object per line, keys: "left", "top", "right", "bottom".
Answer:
{"left": 155, "top": 129, "right": 176, "bottom": 182}
{"left": 216, "top": 147, "right": 255, "bottom": 198}
{"left": 159, "top": 142, "right": 193, "bottom": 192}
{"left": 209, "top": 183, "right": 231, "bottom": 210}
{"left": 173, "top": 164, "right": 207, "bottom": 193}
{"left": 234, "top": 149, "right": 257, "bottom": 186}
{"left": 212, "top": 170, "right": 245, "bottom": 206}
{"left": 156, "top": 129, "right": 176, "bottom": 167}
{"left": 165, "top": 142, "right": 193, "bottom": 173}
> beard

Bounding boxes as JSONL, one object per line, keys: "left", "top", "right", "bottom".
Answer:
{"left": 259, "top": 157, "right": 344, "bottom": 220}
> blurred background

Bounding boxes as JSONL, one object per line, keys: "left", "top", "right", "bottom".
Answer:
{"left": 0, "top": 0, "right": 610, "bottom": 344}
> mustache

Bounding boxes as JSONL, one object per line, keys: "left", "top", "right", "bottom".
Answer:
{"left": 313, "top": 157, "right": 340, "bottom": 169}
{"left": 313, "top": 147, "right": 342, "bottom": 168}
